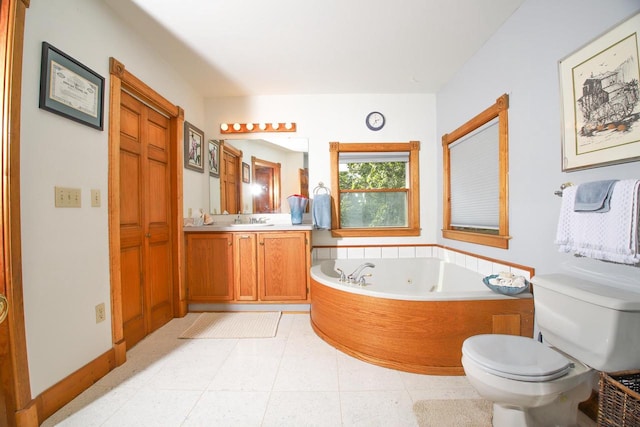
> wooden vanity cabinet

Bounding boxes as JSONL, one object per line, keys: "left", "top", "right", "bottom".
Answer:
{"left": 185, "top": 233, "right": 234, "bottom": 301}
{"left": 234, "top": 233, "right": 258, "bottom": 300}
{"left": 186, "top": 230, "right": 310, "bottom": 304}
{"left": 257, "top": 231, "right": 309, "bottom": 301}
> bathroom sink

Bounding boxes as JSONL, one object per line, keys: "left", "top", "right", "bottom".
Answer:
{"left": 229, "top": 223, "right": 274, "bottom": 228}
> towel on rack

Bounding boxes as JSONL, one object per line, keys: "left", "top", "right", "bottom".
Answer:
{"left": 574, "top": 179, "right": 618, "bottom": 212}
{"left": 312, "top": 193, "right": 332, "bottom": 230}
{"left": 555, "top": 179, "right": 640, "bottom": 264}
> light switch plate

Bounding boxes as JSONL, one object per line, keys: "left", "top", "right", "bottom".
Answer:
{"left": 55, "top": 186, "right": 81, "bottom": 207}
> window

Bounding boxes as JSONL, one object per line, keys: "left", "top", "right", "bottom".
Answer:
{"left": 442, "top": 94, "right": 511, "bottom": 249}
{"left": 330, "top": 142, "right": 420, "bottom": 237}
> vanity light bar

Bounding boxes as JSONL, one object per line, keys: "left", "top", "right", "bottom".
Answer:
{"left": 219, "top": 122, "right": 297, "bottom": 134}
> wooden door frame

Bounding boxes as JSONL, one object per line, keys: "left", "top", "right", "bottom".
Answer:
{"left": 219, "top": 141, "right": 243, "bottom": 214}
{"left": 108, "top": 58, "right": 186, "bottom": 366}
{"left": 0, "top": 0, "right": 38, "bottom": 425}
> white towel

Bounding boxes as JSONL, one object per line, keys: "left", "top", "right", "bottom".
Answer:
{"left": 555, "top": 179, "right": 640, "bottom": 265}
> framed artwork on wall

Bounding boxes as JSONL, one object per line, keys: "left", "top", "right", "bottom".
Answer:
{"left": 184, "top": 122, "right": 204, "bottom": 173}
{"left": 39, "top": 42, "right": 105, "bottom": 130}
{"left": 242, "top": 162, "right": 250, "bottom": 183}
{"left": 208, "top": 140, "right": 220, "bottom": 177}
{"left": 559, "top": 12, "right": 640, "bottom": 171}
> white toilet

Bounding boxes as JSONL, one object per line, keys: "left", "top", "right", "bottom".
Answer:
{"left": 462, "top": 273, "right": 640, "bottom": 427}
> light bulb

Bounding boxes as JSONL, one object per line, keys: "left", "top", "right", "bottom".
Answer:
{"left": 259, "top": 123, "right": 267, "bottom": 130}
{"left": 271, "top": 122, "right": 280, "bottom": 130}
{"left": 220, "top": 123, "right": 229, "bottom": 131}
{"left": 246, "top": 123, "right": 254, "bottom": 131}
{"left": 285, "top": 122, "right": 293, "bottom": 130}
{"left": 233, "top": 123, "right": 241, "bottom": 131}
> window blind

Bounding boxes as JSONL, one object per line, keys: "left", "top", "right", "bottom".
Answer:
{"left": 449, "top": 119, "right": 499, "bottom": 229}
{"left": 339, "top": 152, "right": 409, "bottom": 163}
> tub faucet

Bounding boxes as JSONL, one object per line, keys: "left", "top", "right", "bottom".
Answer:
{"left": 348, "top": 262, "right": 375, "bottom": 284}
{"left": 357, "top": 273, "right": 372, "bottom": 286}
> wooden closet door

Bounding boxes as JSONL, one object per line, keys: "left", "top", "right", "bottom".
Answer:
{"left": 119, "top": 92, "right": 173, "bottom": 348}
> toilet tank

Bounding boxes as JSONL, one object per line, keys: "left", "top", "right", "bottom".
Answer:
{"left": 534, "top": 274, "right": 640, "bottom": 372}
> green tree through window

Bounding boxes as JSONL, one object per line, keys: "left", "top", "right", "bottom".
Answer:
{"left": 339, "top": 161, "right": 407, "bottom": 227}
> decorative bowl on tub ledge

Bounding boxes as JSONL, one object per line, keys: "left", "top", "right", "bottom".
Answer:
{"left": 482, "top": 274, "right": 530, "bottom": 295}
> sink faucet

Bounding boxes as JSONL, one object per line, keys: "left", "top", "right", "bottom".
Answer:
{"left": 347, "top": 262, "right": 375, "bottom": 284}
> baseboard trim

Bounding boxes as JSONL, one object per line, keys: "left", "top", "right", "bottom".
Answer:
{"left": 35, "top": 347, "right": 116, "bottom": 423}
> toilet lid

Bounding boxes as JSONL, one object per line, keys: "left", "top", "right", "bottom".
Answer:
{"left": 462, "top": 335, "right": 573, "bottom": 382}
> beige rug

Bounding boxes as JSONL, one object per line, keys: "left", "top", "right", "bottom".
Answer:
{"left": 413, "top": 399, "right": 492, "bottom": 427}
{"left": 179, "top": 312, "right": 281, "bottom": 339}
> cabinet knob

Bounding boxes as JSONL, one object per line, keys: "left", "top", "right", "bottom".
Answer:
{"left": 145, "top": 233, "right": 151, "bottom": 238}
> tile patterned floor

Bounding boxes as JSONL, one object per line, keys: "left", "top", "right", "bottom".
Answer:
{"left": 42, "top": 313, "right": 596, "bottom": 426}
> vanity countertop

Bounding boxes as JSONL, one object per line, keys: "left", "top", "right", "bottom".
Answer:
{"left": 184, "top": 223, "right": 314, "bottom": 232}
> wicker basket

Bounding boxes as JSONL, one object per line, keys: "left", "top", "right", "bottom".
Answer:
{"left": 598, "top": 370, "right": 640, "bottom": 426}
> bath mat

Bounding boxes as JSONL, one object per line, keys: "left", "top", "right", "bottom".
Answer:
{"left": 179, "top": 312, "right": 281, "bottom": 339}
{"left": 412, "top": 399, "right": 492, "bottom": 427}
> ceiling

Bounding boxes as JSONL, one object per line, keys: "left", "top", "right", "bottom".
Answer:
{"left": 104, "top": 0, "right": 525, "bottom": 97}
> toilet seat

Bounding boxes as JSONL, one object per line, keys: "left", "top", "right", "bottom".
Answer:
{"left": 462, "top": 335, "right": 573, "bottom": 382}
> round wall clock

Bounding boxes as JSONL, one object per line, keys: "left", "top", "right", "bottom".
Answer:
{"left": 366, "top": 111, "right": 385, "bottom": 131}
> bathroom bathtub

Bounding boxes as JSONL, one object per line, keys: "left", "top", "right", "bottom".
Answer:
{"left": 310, "top": 258, "right": 534, "bottom": 375}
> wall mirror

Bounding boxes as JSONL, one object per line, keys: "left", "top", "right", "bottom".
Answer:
{"left": 209, "top": 137, "right": 308, "bottom": 215}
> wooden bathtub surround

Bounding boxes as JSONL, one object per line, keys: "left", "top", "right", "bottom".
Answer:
{"left": 310, "top": 278, "right": 534, "bottom": 375}
{"left": 185, "top": 230, "right": 311, "bottom": 303}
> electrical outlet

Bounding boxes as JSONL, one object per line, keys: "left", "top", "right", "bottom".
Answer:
{"left": 95, "top": 303, "right": 106, "bottom": 323}
{"left": 91, "top": 189, "right": 101, "bottom": 207}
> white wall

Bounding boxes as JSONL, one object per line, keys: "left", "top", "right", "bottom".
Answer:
{"left": 204, "top": 94, "right": 438, "bottom": 246}
{"left": 436, "top": 0, "right": 640, "bottom": 282}
{"left": 21, "top": 0, "right": 205, "bottom": 396}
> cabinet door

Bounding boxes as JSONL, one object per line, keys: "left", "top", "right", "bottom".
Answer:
{"left": 234, "top": 233, "right": 258, "bottom": 301}
{"left": 258, "top": 231, "right": 309, "bottom": 301}
{"left": 186, "top": 233, "right": 234, "bottom": 301}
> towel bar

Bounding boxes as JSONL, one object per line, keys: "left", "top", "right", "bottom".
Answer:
{"left": 314, "top": 182, "right": 331, "bottom": 195}
{"left": 554, "top": 182, "right": 574, "bottom": 197}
